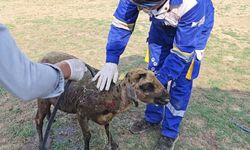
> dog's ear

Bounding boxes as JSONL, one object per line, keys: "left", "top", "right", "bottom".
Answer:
{"left": 125, "top": 70, "right": 146, "bottom": 81}
{"left": 125, "top": 68, "right": 148, "bottom": 83}
{"left": 125, "top": 72, "right": 130, "bottom": 79}
{"left": 135, "top": 72, "right": 147, "bottom": 81}
{"left": 134, "top": 68, "right": 147, "bottom": 81}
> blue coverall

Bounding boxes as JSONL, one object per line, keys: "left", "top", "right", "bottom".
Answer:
{"left": 106, "top": 0, "right": 214, "bottom": 139}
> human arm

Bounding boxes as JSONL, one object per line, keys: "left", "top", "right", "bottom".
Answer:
{"left": 0, "top": 24, "right": 86, "bottom": 101}
{"left": 156, "top": 1, "right": 213, "bottom": 85}
{"left": 93, "top": 0, "right": 139, "bottom": 91}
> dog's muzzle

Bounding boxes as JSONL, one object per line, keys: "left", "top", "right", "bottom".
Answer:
{"left": 154, "top": 91, "right": 169, "bottom": 105}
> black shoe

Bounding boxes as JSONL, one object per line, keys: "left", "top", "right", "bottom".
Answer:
{"left": 129, "top": 119, "right": 158, "bottom": 134}
{"left": 155, "top": 135, "right": 179, "bottom": 150}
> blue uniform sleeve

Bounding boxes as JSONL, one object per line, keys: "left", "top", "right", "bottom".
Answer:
{"left": 0, "top": 24, "right": 64, "bottom": 101}
{"left": 196, "top": 1, "right": 214, "bottom": 50}
{"left": 106, "top": 0, "right": 139, "bottom": 64}
{"left": 157, "top": 1, "right": 208, "bottom": 85}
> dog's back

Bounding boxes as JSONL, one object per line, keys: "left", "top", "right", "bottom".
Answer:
{"left": 37, "top": 51, "right": 120, "bottom": 116}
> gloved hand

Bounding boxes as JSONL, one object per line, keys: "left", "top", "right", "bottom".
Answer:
{"left": 61, "top": 59, "right": 87, "bottom": 81}
{"left": 92, "top": 63, "right": 118, "bottom": 91}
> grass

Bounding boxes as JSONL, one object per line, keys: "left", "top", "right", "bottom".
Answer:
{"left": 0, "top": 87, "right": 6, "bottom": 96}
{"left": 7, "top": 121, "right": 35, "bottom": 139}
{"left": 0, "top": 0, "right": 250, "bottom": 149}
{"left": 51, "top": 140, "right": 74, "bottom": 150}
{"left": 180, "top": 88, "right": 250, "bottom": 149}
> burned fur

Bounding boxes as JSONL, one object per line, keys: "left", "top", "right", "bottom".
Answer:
{"left": 35, "top": 52, "right": 169, "bottom": 150}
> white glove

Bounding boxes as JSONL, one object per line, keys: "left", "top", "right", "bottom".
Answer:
{"left": 64, "top": 59, "right": 87, "bottom": 81}
{"left": 92, "top": 63, "right": 118, "bottom": 91}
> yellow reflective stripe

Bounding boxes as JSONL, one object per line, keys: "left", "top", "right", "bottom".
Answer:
{"left": 173, "top": 45, "right": 193, "bottom": 57}
{"left": 145, "top": 48, "right": 149, "bottom": 63}
{"left": 112, "top": 16, "right": 135, "bottom": 31}
{"left": 186, "top": 58, "right": 194, "bottom": 80}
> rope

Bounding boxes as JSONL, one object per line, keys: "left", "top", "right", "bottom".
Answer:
{"left": 41, "top": 80, "right": 72, "bottom": 150}
{"left": 231, "top": 118, "right": 250, "bottom": 134}
{"left": 41, "top": 64, "right": 96, "bottom": 150}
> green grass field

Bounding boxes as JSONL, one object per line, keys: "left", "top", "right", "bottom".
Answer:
{"left": 0, "top": 0, "right": 249, "bottom": 149}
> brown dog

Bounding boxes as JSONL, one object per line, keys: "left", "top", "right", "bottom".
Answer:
{"left": 35, "top": 52, "right": 169, "bottom": 150}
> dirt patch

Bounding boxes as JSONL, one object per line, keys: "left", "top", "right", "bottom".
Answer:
{"left": 231, "top": 104, "right": 242, "bottom": 112}
{"left": 185, "top": 129, "right": 220, "bottom": 149}
{"left": 189, "top": 116, "right": 206, "bottom": 129}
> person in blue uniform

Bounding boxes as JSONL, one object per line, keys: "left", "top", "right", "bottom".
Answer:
{"left": 93, "top": 0, "right": 214, "bottom": 149}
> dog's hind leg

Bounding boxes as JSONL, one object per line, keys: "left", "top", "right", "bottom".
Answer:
{"left": 35, "top": 99, "right": 51, "bottom": 150}
{"left": 77, "top": 115, "right": 91, "bottom": 150}
{"left": 105, "top": 124, "right": 118, "bottom": 150}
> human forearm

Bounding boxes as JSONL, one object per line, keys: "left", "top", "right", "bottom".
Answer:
{"left": 106, "top": 25, "right": 133, "bottom": 64}
{"left": 0, "top": 24, "right": 65, "bottom": 101}
{"left": 106, "top": 0, "right": 139, "bottom": 64}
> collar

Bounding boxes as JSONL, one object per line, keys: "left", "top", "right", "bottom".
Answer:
{"left": 126, "top": 84, "right": 139, "bottom": 107}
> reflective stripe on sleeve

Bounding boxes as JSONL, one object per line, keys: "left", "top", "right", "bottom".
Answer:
{"left": 112, "top": 16, "right": 135, "bottom": 31}
{"left": 171, "top": 45, "right": 194, "bottom": 63}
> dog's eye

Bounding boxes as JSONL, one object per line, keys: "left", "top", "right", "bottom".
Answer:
{"left": 139, "top": 83, "right": 155, "bottom": 92}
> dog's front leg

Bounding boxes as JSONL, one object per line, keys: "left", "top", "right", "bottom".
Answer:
{"left": 105, "top": 123, "right": 118, "bottom": 150}
{"left": 77, "top": 115, "right": 91, "bottom": 150}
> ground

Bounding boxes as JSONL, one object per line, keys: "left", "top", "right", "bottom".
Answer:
{"left": 0, "top": 0, "right": 250, "bottom": 150}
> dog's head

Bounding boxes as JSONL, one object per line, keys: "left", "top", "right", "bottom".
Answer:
{"left": 123, "top": 68, "right": 169, "bottom": 105}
